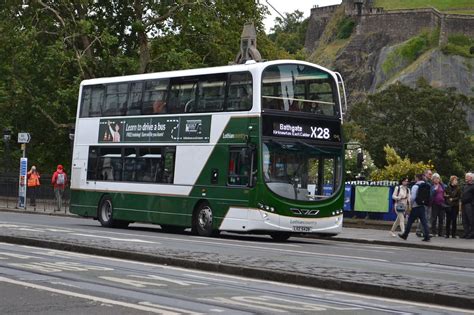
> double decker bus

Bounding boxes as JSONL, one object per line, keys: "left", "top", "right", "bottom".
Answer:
{"left": 70, "top": 60, "right": 347, "bottom": 241}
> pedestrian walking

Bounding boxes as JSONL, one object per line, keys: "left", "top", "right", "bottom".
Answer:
{"left": 390, "top": 177, "right": 411, "bottom": 237}
{"left": 52, "top": 164, "right": 68, "bottom": 212}
{"left": 27, "top": 165, "right": 40, "bottom": 208}
{"left": 461, "top": 172, "right": 474, "bottom": 239}
{"left": 416, "top": 169, "right": 433, "bottom": 237}
{"left": 430, "top": 173, "right": 446, "bottom": 237}
{"left": 398, "top": 174, "right": 431, "bottom": 242}
{"left": 444, "top": 175, "right": 461, "bottom": 238}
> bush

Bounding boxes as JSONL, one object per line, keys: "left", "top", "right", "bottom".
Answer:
{"left": 382, "top": 30, "right": 438, "bottom": 75}
{"left": 370, "top": 146, "right": 433, "bottom": 181}
{"left": 336, "top": 17, "right": 355, "bottom": 39}
{"left": 441, "top": 34, "right": 474, "bottom": 58}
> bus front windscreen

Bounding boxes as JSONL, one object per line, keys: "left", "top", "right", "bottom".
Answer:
{"left": 263, "top": 140, "right": 342, "bottom": 201}
{"left": 262, "top": 64, "right": 338, "bottom": 116}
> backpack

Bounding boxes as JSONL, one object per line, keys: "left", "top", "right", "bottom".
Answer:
{"left": 56, "top": 173, "right": 65, "bottom": 185}
{"left": 415, "top": 182, "right": 431, "bottom": 206}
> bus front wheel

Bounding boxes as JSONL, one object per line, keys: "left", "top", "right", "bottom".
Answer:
{"left": 98, "top": 196, "right": 129, "bottom": 228}
{"left": 270, "top": 232, "right": 291, "bottom": 242}
{"left": 193, "top": 202, "right": 214, "bottom": 237}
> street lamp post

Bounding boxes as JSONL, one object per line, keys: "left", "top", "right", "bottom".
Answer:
{"left": 3, "top": 128, "right": 11, "bottom": 173}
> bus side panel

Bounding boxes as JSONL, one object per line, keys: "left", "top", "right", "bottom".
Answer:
{"left": 189, "top": 116, "right": 258, "bottom": 229}
{"left": 70, "top": 189, "right": 103, "bottom": 218}
{"left": 109, "top": 193, "right": 194, "bottom": 227}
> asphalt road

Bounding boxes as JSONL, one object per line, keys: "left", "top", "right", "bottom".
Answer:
{"left": 0, "top": 212, "right": 473, "bottom": 310}
{"left": 0, "top": 242, "right": 471, "bottom": 315}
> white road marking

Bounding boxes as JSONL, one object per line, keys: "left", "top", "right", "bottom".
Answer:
{"left": 130, "top": 274, "right": 207, "bottom": 286}
{"left": 0, "top": 252, "right": 40, "bottom": 259}
{"left": 184, "top": 274, "right": 244, "bottom": 284}
{"left": 0, "top": 275, "right": 192, "bottom": 314}
{"left": 309, "top": 291, "right": 474, "bottom": 314}
{"left": 403, "top": 262, "right": 474, "bottom": 272}
{"left": 200, "top": 296, "right": 287, "bottom": 313}
{"left": 49, "top": 281, "right": 81, "bottom": 289}
{"left": 139, "top": 302, "right": 204, "bottom": 315}
{"left": 209, "top": 309, "right": 225, "bottom": 313}
{"left": 18, "top": 228, "right": 44, "bottom": 232}
{"left": 9, "top": 263, "right": 63, "bottom": 273}
{"left": 9, "top": 261, "right": 114, "bottom": 273}
{"left": 257, "top": 295, "right": 362, "bottom": 311}
{"left": 72, "top": 233, "right": 158, "bottom": 244}
{"left": 99, "top": 276, "right": 167, "bottom": 288}
{"left": 45, "top": 228, "right": 73, "bottom": 233}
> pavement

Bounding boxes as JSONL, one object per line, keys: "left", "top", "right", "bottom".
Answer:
{"left": 1, "top": 204, "right": 474, "bottom": 309}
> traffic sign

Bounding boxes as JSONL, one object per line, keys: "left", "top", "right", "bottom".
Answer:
{"left": 18, "top": 132, "right": 31, "bottom": 143}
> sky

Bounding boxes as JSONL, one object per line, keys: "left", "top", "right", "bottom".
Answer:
{"left": 263, "top": 0, "right": 342, "bottom": 32}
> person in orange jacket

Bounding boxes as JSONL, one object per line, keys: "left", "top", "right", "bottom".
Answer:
{"left": 51, "top": 164, "right": 68, "bottom": 211}
{"left": 27, "top": 165, "right": 40, "bottom": 208}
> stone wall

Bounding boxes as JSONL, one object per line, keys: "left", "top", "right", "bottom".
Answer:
{"left": 356, "top": 9, "right": 441, "bottom": 45}
{"left": 443, "top": 14, "right": 474, "bottom": 40}
{"left": 305, "top": 5, "right": 474, "bottom": 52}
{"left": 304, "top": 5, "right": 339, "bottom": 52}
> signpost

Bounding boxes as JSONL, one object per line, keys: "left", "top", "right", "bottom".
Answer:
{"left": 17, "top": 132, "right": 30, "bottom": 209}
{"left": 18, "top": 132, "right": 31, "bottom": 144}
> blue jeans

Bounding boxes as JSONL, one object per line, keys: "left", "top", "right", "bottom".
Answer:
{"left": 403, "top": 206, "right": 430, "bottom": 238}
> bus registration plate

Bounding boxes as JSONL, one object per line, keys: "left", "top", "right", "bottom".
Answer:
{"left": 293, "top": 226, "right": 311, "bottom": 232}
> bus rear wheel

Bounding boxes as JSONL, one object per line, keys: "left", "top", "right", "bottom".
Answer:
{"left": 270, "top": 232, "right": 291, "bottom": 242}
{"left": 98, "top": 196, "right": 129, "bottom": 228}
{"left": 193, "top": 202, "right": 214, "bottom": 237}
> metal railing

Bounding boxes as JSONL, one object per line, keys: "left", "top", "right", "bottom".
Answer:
{"left": 0, "top": 174, "right": 70, "bottom": 213}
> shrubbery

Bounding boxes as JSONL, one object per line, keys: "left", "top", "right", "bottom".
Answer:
{"left": 382, "top": 29, "right": 439, "bottom": 75}
{"left": 441, "top": 34, "right": 474, "bottom": 58}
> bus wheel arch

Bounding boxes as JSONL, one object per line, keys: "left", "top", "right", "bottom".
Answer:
{"left": 192, "top": 200, "right": 214, "bottom": 237}
{"left": 97, "top": 195, "right": 129, "bottom": 229}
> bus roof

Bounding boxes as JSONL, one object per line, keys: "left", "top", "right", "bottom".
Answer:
{"left": 80, "top": 60, "right": 337, "bottom": 86}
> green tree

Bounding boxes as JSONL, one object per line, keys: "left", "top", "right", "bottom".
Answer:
{"left": 350, "top": 81, "right": 474, "bottom": 178}
{"left": 0, "top": 0, "right": 269, "bottom": 172}
{"left": 370, "top": 145, "right": 433, "bottom": 181}
{"left": 267, "top": 10, "right": 308, "bottom": 57}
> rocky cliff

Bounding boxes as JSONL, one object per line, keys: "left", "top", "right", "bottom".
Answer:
{"left": 305, "top": 4, "right": 474, "bottom": 108}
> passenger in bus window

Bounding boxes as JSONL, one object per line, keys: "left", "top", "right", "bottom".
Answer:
{"left": 153, "top": 100, "right": 167, "bottom": 114}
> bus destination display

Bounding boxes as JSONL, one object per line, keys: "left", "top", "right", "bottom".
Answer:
{"left": 262, "top": 115, "right": 341, "bottom": 143}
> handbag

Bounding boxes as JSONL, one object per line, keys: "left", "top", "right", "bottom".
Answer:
{"left": 394, "top": 185, "right": 407, "bottom": 212}
{"left": 395, "top": 203, "right": 406, "bottom": 212}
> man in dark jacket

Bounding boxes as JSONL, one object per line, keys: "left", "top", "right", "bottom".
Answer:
{"left": 399, "top": 174, "right": 431, "bottom": 242}
{"left": 461, "top": 172, "right": 474, "bottom": 238}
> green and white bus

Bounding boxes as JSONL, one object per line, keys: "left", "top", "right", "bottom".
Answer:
{"left": 70, "top": 60, "right": 347, "bottom": 240}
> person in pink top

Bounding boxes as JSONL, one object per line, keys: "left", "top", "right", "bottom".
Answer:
{"left": 51, "top": 164, "right": 68, "bottom": 212}
{"left": 430, "top": 173, "right": 447, "bottom": 237}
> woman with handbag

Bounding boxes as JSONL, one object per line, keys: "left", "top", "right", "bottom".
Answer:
{"left": 390, "top": 177, "right": 411, "bottom": 237}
